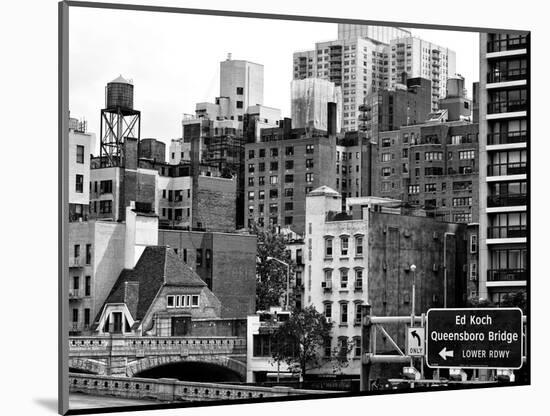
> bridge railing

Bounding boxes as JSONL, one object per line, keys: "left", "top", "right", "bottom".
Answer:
{"left": 69, "top": 373, "right": 338, "bottom": 402}
{"left": 69, "top": 336, "right": 247, "bottom": 357}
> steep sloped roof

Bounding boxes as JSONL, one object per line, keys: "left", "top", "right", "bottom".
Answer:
{"left": 96, "top": 246, "right": 207, "bottom": 323}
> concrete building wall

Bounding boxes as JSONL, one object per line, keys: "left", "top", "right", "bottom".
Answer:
{"left": 69, "top": 129, "right": 95, "bottom": 220}
{"left": 291, "top": 78, "right": 342, "bottom": 132}
{"left": 157, "top": 230, "right": 257, "bottom": 319}
{"left": 139, "top": 138, "right": 166, "bottom": 163}
{"left": 194, "top": 176, "right": 237, "bottom": 232}
{"left": 337, "top": 24, "right": 411, "bottom": 44}
{"left": 220, "top": 58, "right": 264, "bottom": 125}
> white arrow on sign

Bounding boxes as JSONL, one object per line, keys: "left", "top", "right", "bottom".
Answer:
{"left": 439, "top": 347, "right": 454, "bottom": 360}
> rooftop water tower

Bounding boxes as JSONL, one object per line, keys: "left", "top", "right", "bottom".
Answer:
{"left": 99, "top": 75, "right": 141, "bottom": 167}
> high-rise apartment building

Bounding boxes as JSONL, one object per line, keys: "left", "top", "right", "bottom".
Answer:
{"left": 293, "top": 37, "right": 387, "bottom": 132}
{"left": 372, "top": 119, "right": 479, "bottom": 224}
{"left": 478, "top": 33, "right": 528, "bottom": 304}
{"left": 291, "top": 78, "right": 342, "bottom": 132}
{"left": 294, "top": 31, "right": 456, "bottom": 131}
{"left": 387, "top": 37, "right": 456, "bottom": 111}
{"left": 337, "top": 24, "right": 411, "bottom": 44}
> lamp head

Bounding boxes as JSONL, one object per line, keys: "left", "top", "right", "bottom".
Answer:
{"left": 410, "top": 264, "right": 417, "bottom": 272}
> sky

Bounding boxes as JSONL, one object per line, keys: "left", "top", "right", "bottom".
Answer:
{"left": 69, "top": 7, "right": 479, "bottom": 153}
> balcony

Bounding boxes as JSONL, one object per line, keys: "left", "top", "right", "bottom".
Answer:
{"left": 487, "top": 193, "right": 527, "bottom": 207}
{"left": 487, "top": 100, "right": 527, "bottom": 114}
{"left": 487, "top": 269, "right": 527, "bottom": 282}
{"left": 487, "top": 36, "right": 528, "bottom": 53}
{"left": 69, "top": 257, "right": 83, "bottom": 268}
{"left": 487, "top": 68, "right": 527, "bottom": 83}
{"left": 487, "top": 162, "right": 527, "bottom": 176}
{"left": 69, "top": 290, "right": 82, "bottom": 301}
{"left": 487, "top": 225, "right": 527, "bottom": 239}
{"left": 487, "top": 130, "right": 527, "bottom": 145}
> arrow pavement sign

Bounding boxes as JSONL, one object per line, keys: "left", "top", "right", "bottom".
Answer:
{"left": 407, "top": 327, "right": 425, "bottom": 356}
{"left": 426, "top": 308, "right": 524, "bottom": 369}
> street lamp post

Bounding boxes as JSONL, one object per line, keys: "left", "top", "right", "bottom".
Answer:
{"left": 267, "top": 256, "right": 290, "bottom": 310}
{"left": 409, "top": 264, "right": 416, "bottom": 327}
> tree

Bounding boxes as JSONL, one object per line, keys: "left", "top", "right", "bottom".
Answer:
{"left": 501, "top": 290, "right": 527, "bottom": 313}
{"left": 467, "top": 295, "right": 494, "bottom": 308}
{"left": 253, "top": 225, "right": 295, "bottom": 310}
{"left": 270, "top": 306, "right": 332, "bottom": 380}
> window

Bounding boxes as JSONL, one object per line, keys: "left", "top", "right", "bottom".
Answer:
{"left": 285, "top": 202, "right": 293, "bottom": 211}
{"left": 270, "top": 175, "right": 278, "bottom": 185}
{"left": 248, "top": 191, "right": 255, "bottom": 200}
{"left": 354, "top": 337, "right": 361, "bottom": 356}
{"left": 285, "top": 174, "right": 294, "bottom": 183}
{"left": 355, "top": 236, "right": 363, "bottom": 256}
{"left": 381, "top": 137, "right": 391, "bottom": 147}
{"left": 236, "top": 87, "right": 244, "bottom": 95}
{"left": 381, "top": 167, "right": 391, "bottom": 177}
{"left": 284, "top": 216, "right": 293, "bottom": 225}
{"left": 340, "top": 236, "right": 349, "bottom": 256}
{"left": 258, "top": 162, "right": 265, "bottom": 172}
{"left": 259, "top": 190, "right": 265, "bottom": 200}
{"left": 306, "top": 159, "right": 314, "bottom": 168}
{"left": 248, "top": 163, "right": 255, "bottom": 173}
{"left": 306, "top": 144, "right": 314, "bottom": 154}
{"left": 84, "top": 308, "right": 90, "bottom": 327}
{"left": 340, "top": 269, "right": 348, "bottom": 288}
{"left": 99, "top": 200, "right": 112, "bottom": 214}
{"left": 285, "top": 160, "right": 294, "bottom": 169}
{"left": 355, "top": 269, "right": 363, "bottom": 289}
{"left": 269, "top": 203, "right": 278, "bottom": 214}
{"left": 285, "top": 146, "right": 294, "bottom": 156}
{"left": 258, "top": 176, "right": 265, "bottom": 186}
{"left": 340, "top": 303, "right": 348, "bottom": 324}
{"left": 248, "top": 150, "right": 255, "bottom": 159}
{"left": 191, "top": 295, "right": 199, "bottom": 307}
{"left": 75, "top": 175, "right": 84, "bottom": 193}
{"left": 305, "top": 173, "right": 314, "bottom": 183}
{"left": 269, "top": 189, "right": 278, "bottom": 198}
{"left": 470, "top": 263, "right": 478, "bottom": 281}
{"left": 284, "top": 188, "right": 293, "bottom": 197}
{"left": 452, "top": 197, "right": 472, "bottom": 207}
{"left": 270, "top": 148, "right": 279, "bottom": 157}
{"left": 325, "top": 238, "right": 333, "bottom": 257}
{"left": 73, "top": 275, "right": 79, "bottom": 292}
{"left": 425, "top": 167, "right": 443, "bottom": 176}
{"left": 196, "top": 249, "right": 203, "bottom": 267}
{"left": 381, "top": 153, "right": 392, "bottom": 162}
{"left": 76, "top": 145, "right": 85, "bottom": 164}
{"left": 72, "top": 308, "right": 79, "bottom": 324}
{"left": 100, "top": 180, "right": 112, "bottom": 194}
{"left": 236, "top": 101, "right": 243, "bottom": 109}
{"left": 85, "top": 244, "right": 92, "bottom": 264}
{"left": 425, "top": 183, "right": 436, "bottom": 192}
{"left": 259, "top": 149, "right": 265, "bottom": 158}
{"left": 270, "top": 161, "right": 278, "bottom": 171}
{"left": 205, "top": 249, "right": 211, "bottom": 268}
{"left": 324, "top": 302, "right": 332, "bottom": 318}
{"left": 408, "top": 185, "right": 419, "bottom": 194}
{"left": 459, "top": 150, "right": 475, "bottom": 160}
{"left": 470, "top": 235, "right": 478, "bottom": 253}
{"left": 248, "top": 177, "right": 254, "bottom": 186}
{"left": 355, "top": 304, "right": 362, "bottom": 324}
{"left": 425, "top": 152, "right": 443, "bottom": 161}
{"left": 324, "top": 337, "right": 332, "bottom": 357}
{"left": 85, "top": 276, "right": 91, "bottom": 296}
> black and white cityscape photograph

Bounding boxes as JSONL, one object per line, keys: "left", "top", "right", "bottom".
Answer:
{"left": 61, "top": 1, "right": 530, "bottom": 413}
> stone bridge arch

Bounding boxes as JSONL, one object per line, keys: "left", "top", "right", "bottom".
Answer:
{"left": 126, "top": 355, "right": 246, "bottom": 380}
{"left": 69, "top": 358, "right": 108, "bottom": 375}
